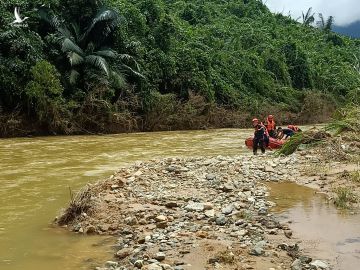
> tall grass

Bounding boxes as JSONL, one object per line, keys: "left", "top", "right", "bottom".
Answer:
{"left": 276, "top": 129, "right": 329, "bottom": 156}
{"left": 333, "top": 187, "right": 358, "bottom": 209}
{"left": 326, "top": 105, "right": 360, "bottom": 135}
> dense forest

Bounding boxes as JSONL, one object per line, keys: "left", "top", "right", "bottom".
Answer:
{"left": 0, "top": 0, "right": 359, "bottom": 136}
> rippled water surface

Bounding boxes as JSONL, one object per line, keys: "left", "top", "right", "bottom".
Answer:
{"left": 0, "top": 129, "right": 358, "bottom": 270}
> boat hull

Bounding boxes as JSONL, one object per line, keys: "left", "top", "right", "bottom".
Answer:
{"left": 245, "top": 136, "right": 285, "bottom": 150}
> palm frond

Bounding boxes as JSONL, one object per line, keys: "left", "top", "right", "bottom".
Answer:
{"left": 38, "top": 7, "right": 61, "bottom": 28}
{"left": 70, "top": 23, "right": 81, "bottom": 42}
{"left": 81, "top": 9, "right": 120, "bottom": 41}
{"left": 111, "top": 71, "right": 127, "bottom": 89}
{"left": 69, "top": 69, "right": 80, "bottom": 85}
{"left": 121, "top": 64, "right": 145, "bottom": 79}
{"left": 85, "top": 55, "right": 109, "bottom": 76}
{"left": 68, "top": 52, "right": 84, "bottom": 66}
{"left": 95, "top": 49, "right": 116, "bottom": 58}
{"left": 62, "top": 38, "right": 84, "bottom": 56}
{"left": 118, "top": 54, "right": 134, "bottom": 62}
{"left": 37, "top": 8, "right": 71, "bottom": 38}
{"left": 317, "top": 13, "right": 325, "bottom": 28}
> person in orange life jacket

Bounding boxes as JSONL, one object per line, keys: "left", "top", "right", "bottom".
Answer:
{"left": 276, "top": 127, "right": 294, "bottom": 140}
{"left": 266, "top": 115, "right": 276, "bottom": 138}
{"left": 288, "top": 125, "right": 302, "bottom": 132}
{"left": 252, "top": 118, "right": 266, "bottom": 155}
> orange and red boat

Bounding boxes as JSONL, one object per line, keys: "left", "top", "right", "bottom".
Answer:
{"left": 245, "top": 137, "right": 285, "bottom": 150}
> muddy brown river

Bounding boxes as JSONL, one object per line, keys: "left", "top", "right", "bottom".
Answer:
{"left": 0, "top": 129, "right": 359, "bottom": 270}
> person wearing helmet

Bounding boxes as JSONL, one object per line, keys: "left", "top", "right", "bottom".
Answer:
{"left": 288, "top": 125, "right": 302, "bottom": 132}
{"left": 266, "top": 115, "right": 276, "bottom": 138}
{"left": 252, "top": 118, "right": 266, "bottom": 155}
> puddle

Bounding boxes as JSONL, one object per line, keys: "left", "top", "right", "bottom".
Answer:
{"left": 267, "top": 182, "right": 360, "bottom": 270}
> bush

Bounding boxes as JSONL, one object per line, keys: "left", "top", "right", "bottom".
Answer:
{"left": 25, "top": 60, "right": 71, "bottom": 132}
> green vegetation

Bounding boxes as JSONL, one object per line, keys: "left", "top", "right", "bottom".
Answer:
{"left": 333, "top": 187, "right": 358, "bottom": 209}
{"left": 1, "top": 0, "right": 360, "bottom": 136}
{"left": 327, "top": 105, "right": 360, "bottom": 135}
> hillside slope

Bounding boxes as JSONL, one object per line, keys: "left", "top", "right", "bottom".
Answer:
{"left": 0, "top": 0, "right": 359, "bottom": 136}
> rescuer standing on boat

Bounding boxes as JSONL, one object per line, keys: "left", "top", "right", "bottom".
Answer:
{"left": 252, "top": 118, "right": 266, "bottom": 155}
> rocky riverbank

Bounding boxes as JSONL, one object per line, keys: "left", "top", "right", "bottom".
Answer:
{"left": 57, "top": 152, "right": 355, "bottom": 270}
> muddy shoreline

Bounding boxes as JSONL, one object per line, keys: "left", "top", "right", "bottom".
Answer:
{"left": 56, "top": 142, "right": 359, "bottom": 270}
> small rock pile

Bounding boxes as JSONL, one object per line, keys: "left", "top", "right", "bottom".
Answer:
{"left": 58, "top": 155, "right": 328, "bottom": 270}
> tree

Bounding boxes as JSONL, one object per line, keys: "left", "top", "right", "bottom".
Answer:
{"left": 317, "top": 13, "right": 334, "bottom": 31}
{"left": 302, "top": 8, "right": 315, "bottom": 26}
{"left": 39, "top": 6, "right": 141, "bottom": 89}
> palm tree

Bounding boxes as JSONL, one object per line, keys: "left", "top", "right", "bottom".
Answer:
{"left": 38, "top": 7, "right": 142, "bottom": 87}
{"left": 302, "top": 8, "right": 315, "bottom": 26}
{"left": 317, "top": 13, "right": 334, "bottom": 31}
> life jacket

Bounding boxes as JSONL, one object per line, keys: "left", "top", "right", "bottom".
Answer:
{"left": 288, "top": 125, "right": 299, "bottom": 132}
{"left": 266, "top": 117, "right": 276, "bottom": 131}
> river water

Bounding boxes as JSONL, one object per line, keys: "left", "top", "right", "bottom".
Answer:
{"left": 0, "top": 129, "right": 359, "bottom": 270}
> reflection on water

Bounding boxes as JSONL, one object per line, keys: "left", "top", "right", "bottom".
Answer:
{"left": 267, "top": 182, "right": 360, "bottom": 270}
{"left": 0, "top": 129, "right": 250, "bottom": 270}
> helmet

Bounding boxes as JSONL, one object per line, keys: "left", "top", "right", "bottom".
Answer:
{"left": 252, "top": 118, "right": 259, "bottom": 122}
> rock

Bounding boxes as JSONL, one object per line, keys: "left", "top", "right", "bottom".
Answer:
{"left": 105, "top": 261, "right": 118, "bottom": 268}
{"left": 291, "top": 259, "right": 302, "bottom": 270}
{"left": 165, "top": 201, "right": 178, "bottom": 208}
{"left": 265, "top": 166, "right": 275, "bottom": 173}
{"left": 206, "top": 173, "right": 216, "bottom": 180}
{"left": 222, "top": 183, "right": 235, "bottom": 192}
{"left": 204, "top": 209, "right": 215, "bottom": 218}
{"left": 104, "top": 194, "right": 117, "bottom": 203}
{"left": 155, "top": 215, "right": 168, "bottom": 222}
{"left": 154, "top": 252, "right": 166, "bottom": 261}
{"left": 196, "top": 231, "right": 208, "bottom": 238}
{"left": 203, "top": 202, "right": 214, "bottom": 210}
{"left": 310, "top": 260, "right": 328, "bottom": 269}
{"left": 142, "top": 264, "right": 163, "bottom": 270}
{"left": 160, "top": 264, "right": 173, "bottom": 270}
{"left": 156, "top": 221, "right": 168, "bottom": 229}
{"left": 85, "top": 225, "right": 96, "bottom": 234}
{"left": 134, "top": 260, "right": 144, "bottom": 268}
{"left": 185, "top": 202, "right": 204, "bottom": 212}
{"left": 222, "top": 204, "right": 234, "bottom": 215}
{"left": 249, "top": 241, "right": 266, "bottom": 256}
{"left": 115, "top": 248, "right": 132, "bottom": 259}
{"left": 125, "top": 216, "right": 138, "bottom": 225}
{"left": 258, "top": 207, "right": 268, "bottom": 215}
{"left": 99, "top": 224, "right": 110, "bottom": 232}
{"left": 215, "top": 215, "right": 226, "bottom": 226}
{"left": 238, "top": 229, "right": 248, "bottom": 236}
{"left": 111, "top": 184, "right": 120, "bottom": 190}
{"left": 284, "top": 230, "right": 293, "bottom": 239}
{"left": 299, "top": 256, "right": 312, "bottom": 264}
{"left": 134, "top": 170, "right": 143, "bottom": 176}
{"left": 145, "top": 235, "right": 152, "bottom": 242}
